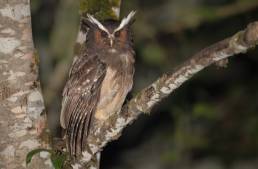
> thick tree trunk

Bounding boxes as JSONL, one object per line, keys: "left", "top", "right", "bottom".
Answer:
{"left": 0, "top": 0, "right": 51, "bottom": 168}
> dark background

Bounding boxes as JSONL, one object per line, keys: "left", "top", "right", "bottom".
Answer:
{"left": 31, "top": 0, "right": 258, "bottom": 168}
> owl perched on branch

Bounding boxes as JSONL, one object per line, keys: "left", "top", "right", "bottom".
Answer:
{"left": 60, "top": 12, "right": 136, "bottom": 157}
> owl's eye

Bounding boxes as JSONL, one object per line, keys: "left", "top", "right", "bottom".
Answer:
{"left": 114, "top": 31, "right": 120, "bottom": 37}
{"left": 101, "top": 31, "right": 107, "bottom": 37}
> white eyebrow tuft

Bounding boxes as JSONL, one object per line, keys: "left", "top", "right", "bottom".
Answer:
{"left": 87, "top": 14, "right": 110, "bottom": 34}
{"left": 114, "top": 11, "right": 136, "bottom": 32}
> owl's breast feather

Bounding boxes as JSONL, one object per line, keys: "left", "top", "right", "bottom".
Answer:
{"left": 95, "top": 66, "right": 133, "bottom": 120}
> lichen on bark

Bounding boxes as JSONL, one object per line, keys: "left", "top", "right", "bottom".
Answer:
{"left": 0, "top": 0, "right": 51, "bottom": 168}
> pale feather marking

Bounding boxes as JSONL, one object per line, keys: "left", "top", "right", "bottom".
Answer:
{"left": 87, "top": 14, "right": 110, "bottom": 34}
{"left": 114, "top": 11, "right": 136, "bottom": 32}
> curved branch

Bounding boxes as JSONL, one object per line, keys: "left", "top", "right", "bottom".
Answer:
{"left": 127, "top": 22, "right": 258, "bottom": 115}
{"left": 72, "top": 21, "right": 258, "bottom": 168}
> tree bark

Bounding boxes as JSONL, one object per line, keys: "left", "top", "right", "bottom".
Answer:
{"left": 0, "top": 0, "right": 51, "bottom": 168}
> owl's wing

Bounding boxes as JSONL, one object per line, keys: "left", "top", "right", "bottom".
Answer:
{"left": 60, "top": 55, "right": 106, "bottom": 156}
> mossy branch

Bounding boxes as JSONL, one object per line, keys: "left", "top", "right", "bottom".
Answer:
{"left": 79, "top": 0, "right": 121, "bottom": 20}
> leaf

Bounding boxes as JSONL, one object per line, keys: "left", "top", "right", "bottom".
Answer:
{"left": 26, "top": 148, "right": 51, "bottom": 166}
{"left": 50, "top": 151, "right": 67, "bottom": 169}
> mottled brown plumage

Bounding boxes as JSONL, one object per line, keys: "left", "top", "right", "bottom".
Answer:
{"left": 60, "top": 12, "right": 136, "bottom": 157}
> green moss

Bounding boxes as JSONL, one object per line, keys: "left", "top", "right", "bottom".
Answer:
{"left": 79, "top": 0, "right": 121, "bottom": 20}
{"left": 33, "top": 49, "right": 40, "bottom": 66}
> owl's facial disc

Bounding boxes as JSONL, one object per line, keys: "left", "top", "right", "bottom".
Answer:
{"left": 87, "top": 11, "right": 136, "bottom": 47}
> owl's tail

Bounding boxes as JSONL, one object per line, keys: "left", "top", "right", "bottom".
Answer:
{"left": 66, "top": 96, "right": 94, "bottom": 157}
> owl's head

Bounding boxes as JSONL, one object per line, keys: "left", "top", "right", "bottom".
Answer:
{"left": 82, "top": 11, "right": 136, "bottom": 51}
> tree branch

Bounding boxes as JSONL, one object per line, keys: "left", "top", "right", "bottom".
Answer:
{"left": 79, "top": 0, "right": 121, "bottom": 20}
{"left": 71, "top": 21, "right": 258, "bottom": 168}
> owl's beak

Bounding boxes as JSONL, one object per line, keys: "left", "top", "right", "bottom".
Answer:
{"left": 110, "top": 39, "right": 114, "bottom": 47}
{"left": 109, "top": 34, "right": 115, "bottom": 47}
